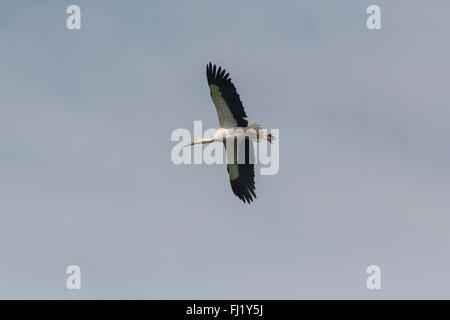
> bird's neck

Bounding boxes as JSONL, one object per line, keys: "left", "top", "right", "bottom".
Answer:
{"left": 201, "top": 137, "right": 215, "bottom": 144}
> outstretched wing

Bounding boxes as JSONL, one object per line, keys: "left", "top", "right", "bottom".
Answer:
{"left": 226, "top": 139, "right": 256, "bottom": 203}
{"left": 206, "top": 62, "right": 248, "bottom": 128}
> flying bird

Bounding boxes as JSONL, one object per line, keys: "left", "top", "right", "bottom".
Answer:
{"left": 184, "top": 63, "right": 273, "bottom": 204}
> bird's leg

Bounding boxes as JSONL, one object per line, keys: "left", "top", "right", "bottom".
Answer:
{"left": 255, "top": 132, "right": 274, "bottom": 143}
{"left": 263, "top": 134, "right": 273, "bottom": 144}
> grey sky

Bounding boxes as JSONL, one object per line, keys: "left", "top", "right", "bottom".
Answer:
{"left": 1, "top": 0, "right": 450, "bottom": 299}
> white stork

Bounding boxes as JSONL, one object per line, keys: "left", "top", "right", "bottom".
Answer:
{"left": 184, "top": 63, "right": 273, "bottom": 204}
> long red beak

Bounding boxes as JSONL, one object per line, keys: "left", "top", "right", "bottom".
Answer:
{"left": 183, "top": 141, "right": 194, "bottom": 147}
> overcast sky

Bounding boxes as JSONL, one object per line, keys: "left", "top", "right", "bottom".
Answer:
{"left": 1, "top": 0, "right": 450, "bottom": 299}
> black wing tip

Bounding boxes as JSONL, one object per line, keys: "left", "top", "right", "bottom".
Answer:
{"left": 230, "top": 179, "right": 257, "bottom": 204}
{"left": 240, "top": 187, "right": 257, "bottom": 204}
{"left": 206, "top": 62, "right": 230, "bottom": 85}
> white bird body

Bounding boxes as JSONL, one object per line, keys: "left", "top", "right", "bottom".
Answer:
{"left": 208, "top": 124, "right": 262, "bottom": 143}
{"left": 185, "top": 63, "right": 273, "bottom": 203}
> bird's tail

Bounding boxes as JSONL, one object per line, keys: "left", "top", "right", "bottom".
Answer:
{"left": 245, "top": 122, "right": 274, "bottom": 143}
{"left": 246, "top": 122, "right": 262, "bottom": 131}
{"left": 244, "top": 122, "right": 262, "bottom": 141}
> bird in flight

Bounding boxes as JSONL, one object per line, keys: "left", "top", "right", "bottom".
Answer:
{"left": 184, "top": 63, "right": 273, "bottom": 204}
